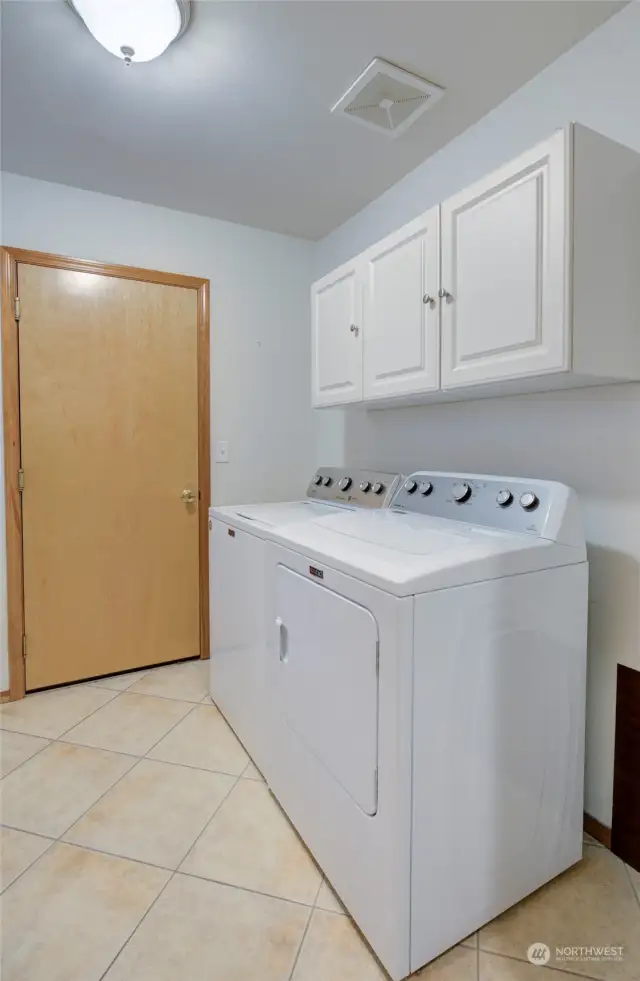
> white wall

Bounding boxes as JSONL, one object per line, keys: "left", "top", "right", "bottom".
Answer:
{"left": 313, "top": 1, "right": 640, "bottom": 827}
{"left": 0, "top": 173, "right": 314, "bottom": 690}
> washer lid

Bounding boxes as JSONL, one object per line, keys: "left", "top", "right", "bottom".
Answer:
{"left": 268, "top": 509, "right": 585, "bottom": 596}
{"left": 210, "top": 500, "right": 337, "bottom": 538}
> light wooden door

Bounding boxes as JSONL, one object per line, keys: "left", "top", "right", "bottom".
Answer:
{"left": 362, "top": 209, "right": 440, "bottom": 400}
{"left": 440, "top": 129, "right": 569, "bottom": 388}
{"left": 312, "top": 259, "right": 363, "bottom": 406}
{"left": 18, "top": 263, "right": 201, "bottom": 690}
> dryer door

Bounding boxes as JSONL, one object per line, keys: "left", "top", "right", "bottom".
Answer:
{"left": 275, "top": 564, "right": 379, "bottom": 815}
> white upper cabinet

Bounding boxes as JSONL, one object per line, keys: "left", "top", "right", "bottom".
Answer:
{"left": 312, "top": 259, "right": 363, "bottom": 406}
{"left": 310, "top": 123, "right": 640, "bottom": 410}
{"left": 363, "top": 209, "right": 440, "bottom": 400}
{"left": 440, "top": 130, "right": 568, "bottom": 388}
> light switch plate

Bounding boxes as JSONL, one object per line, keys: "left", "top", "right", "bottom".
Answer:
{"left": 215, "top": 441, "right": 230, "bottom": 464}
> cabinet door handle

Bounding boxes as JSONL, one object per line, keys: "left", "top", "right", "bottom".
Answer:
{"left": 422, "top": 294, "right": 435, "bottom": 306}
{"left": 438, "top": 288, "right": 452, "bottom": 301}
{"left": 350, "top": 324, "right": 360, "bottom": 336}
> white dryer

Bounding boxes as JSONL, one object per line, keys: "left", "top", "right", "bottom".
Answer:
{"left": 209, "top": 468, "right": 401, "bottom": 774}
{"left": 263, "top": 472, "right": 588, "bottom": 980}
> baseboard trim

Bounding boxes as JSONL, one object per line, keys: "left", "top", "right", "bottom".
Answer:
{"left": 584, "top": 811, "right": 612, "bottom": 848}
{"left": 0, "top": 689, "right": 10, "bottom": 703}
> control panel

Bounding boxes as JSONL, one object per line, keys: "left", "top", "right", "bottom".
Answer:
{"left": 391, "top": 472, "right": 558, "bottom": 536}
{"left": 307, "top": 468, "right": 402, "bottom": 508}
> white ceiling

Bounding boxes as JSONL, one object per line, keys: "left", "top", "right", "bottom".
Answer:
{"left": 1, "top": 0, "right": 624, "bottom": 239}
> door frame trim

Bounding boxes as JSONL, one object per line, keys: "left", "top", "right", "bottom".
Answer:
{"left": 1, "top": 247, "right": 211, "bottom": 700}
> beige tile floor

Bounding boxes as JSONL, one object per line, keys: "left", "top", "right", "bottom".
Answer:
{"left": 0, "top": 658, "right": 638, "bottom": 981}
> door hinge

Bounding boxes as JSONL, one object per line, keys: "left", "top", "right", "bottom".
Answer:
{"left": 14, "top": 296, "right": 21, "bottom": 322}
{"left": 22, "top": 634, "right": 27, "bottom": 661}
{"left": 18, "top": 469, "right": 24, "bottom": 492}
{"left": 375, "top": 640, "right": 380, "bottom": 675}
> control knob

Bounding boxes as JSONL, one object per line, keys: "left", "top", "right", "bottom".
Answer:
{"left": 520, "top": 491, "right": 539, "bottom": 511}
{"left": 338, "top": 476, "right": 352, "bottom": 491}
{"left": 496, "top": 489, "right": 513, "bottom": 508}
{"left": 372, "top": 481, "right": 385, "bottom": 495}
{"left": 404, "top": 479, "right": 418, "bottom": 494}
{"left": 419, "top": 481, "right": 433, "bottom": 496}
{"left": 452, "top": 482, "right": 472, "bottom": 503}
{"left": 313, "top": 474, "right": 323, "bottom": 486}
{"left": 322, "top": 476, "right": 332, "bottom": 487}
{"left": 359, "top": 480, "right": 371, "bottom": 492}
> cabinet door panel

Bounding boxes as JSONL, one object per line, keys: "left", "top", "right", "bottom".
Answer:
{"left": 441, "top": 130, "right": 568, "bottom": 388}
{"left": 312, "top": 261, "right": 362, "bottom": 406}
{"left": 363, "top": 209, "right": 440, "bottom": 400}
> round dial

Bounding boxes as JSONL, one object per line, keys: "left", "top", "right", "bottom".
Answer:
{"left": 496, "top": 489, "right": 513, "bottom": 508}
{"left": 322, "top": 476, "right": 332, "bottom": 487}
{"left": 313, "top": 475, "right": 323, "bottom": 486}
{"left": 452, "top": 482, "right": 472, "bottom": 503}
{"left": 419, "top": 480, "right": 433, "bottom": 496}
{"left": 520, "top": 491, "right": 539, "bottom": 511}
{"left": 404, "top": 479, "right": 418, "bottom": 494}
{"left": 359, "top": 480, "right": 371, "bottom": 493}
{"left": 372, "top": 481, "right": 385, "bottom": 495}
{"left": 338, "top": 476, "right": 352, "bottom": 491}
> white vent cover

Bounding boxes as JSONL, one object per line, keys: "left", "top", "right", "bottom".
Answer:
{"left": 331, "top": 58, "right": 445, "bottom": 138}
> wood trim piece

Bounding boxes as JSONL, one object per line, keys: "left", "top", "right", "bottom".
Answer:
{"left": 1, "top": 247, "right": 211, "bottom": 698}
{"left": 197, "top": 280, "right": 211, "bottom": 660}
{"left": 1, "top": 689, "right": 11, "bottom": 703}
{"left": 611, "top": 663, "right": 640, "bottom": 871}
{"left": 1, "top": 249, "right": 26, "bottom": 701}
{"left": 2, "top": 247, "right": 207, "bottom": 291}
{"left": 583, "top": 811, "right": 612, "bottom": 849}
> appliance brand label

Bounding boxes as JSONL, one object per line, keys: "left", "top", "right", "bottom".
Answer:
{"left": 309, "top": 566, "right": 324, "bottom": 579}
{"left": 228, "top": 528, "right": 236, "bottom": 537}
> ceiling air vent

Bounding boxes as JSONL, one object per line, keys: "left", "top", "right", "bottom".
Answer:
{"left": 331, "top": 58, "right": 445, "bottom": 138}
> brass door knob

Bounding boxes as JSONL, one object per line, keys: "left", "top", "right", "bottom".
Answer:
{"left": 181, "top": 489, "right": 196, "bottom": 505}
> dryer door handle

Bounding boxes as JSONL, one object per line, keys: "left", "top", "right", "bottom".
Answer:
{"left": 276, "top": 617, "right": 288, "bottom": 663}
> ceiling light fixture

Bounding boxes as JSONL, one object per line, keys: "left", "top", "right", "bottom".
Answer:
{"left": 68, "top": 0, "right": 190, "bottom": 65}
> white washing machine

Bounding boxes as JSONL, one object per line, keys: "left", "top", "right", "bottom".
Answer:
{"left": 262, "top": 472, "right": 588, "bottom": 980}
{"left": 209, "top": 468, "right": 401, "bottom": 773}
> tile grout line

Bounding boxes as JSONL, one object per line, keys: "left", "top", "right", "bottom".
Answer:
{"left": 85, "top": 669, "right": 154, "bottom": 693}
{"left": 139, "top": 699, "right": 202, "bottom": 757}
{"left": 3, "top": 684, "right": 255, "bottom": 855}
{"left": 59, "top": 700, "right": 205, "bottom": 842}
{"left": 0, "top": 821, "right": 321, "bottom": 912}
{"left": 0, "top": 829, "right": 59, "bottom": 895}
{"left": 1, "top": 663, "right": 207, "bottom": 744}
{"left": 0, "top": 735, "right": 53, "bottom": 782}
{"left": 173, "top": 867, "right": 320, "bottom": 910}
{"left": 60, "top": 688, "right": 202, "bottom": 760}
{"left": 286, "top": 871, "right": 328, "bottom": 981}
{"left": 51, "top": 688, "right": 124, "bottom": 739}
{"left": 1, "top": 684, "right": 209, "bottom": 893}
{"left": 478, "top": 947, "right": 619, "bottom": 981}
{"left": 0, "top": 823, "right": 57, "bottom": 843}
{"left": 174, "top": 768, "right": 245, "bottom": 873}
{"left": 287, "top": 904, "right": 315, "bottom": 981}
{"left": 0, "top": 686, "right": 121, "bottom": 743}
{"left": 3, "top": 733, "right": 249, "bottom": 780}
{"left": 95, "top": 770, "right": 251, "bottom": 979}
{"left": 97, "top": 869, "right": 178, "bottom": 981}
{"left": 8, "top": 697, "right": 201, "bottom": 847}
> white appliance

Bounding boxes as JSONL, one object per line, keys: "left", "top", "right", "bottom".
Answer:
{"left": 209, "top": 468, "right": 401, "bottom": 774}
{"left": 263, "top": 472, "right": 588, "bottom": 980}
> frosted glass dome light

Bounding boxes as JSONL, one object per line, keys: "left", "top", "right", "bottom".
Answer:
{"left": 69, "top": 0, "right": 190, "bottom": 64}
